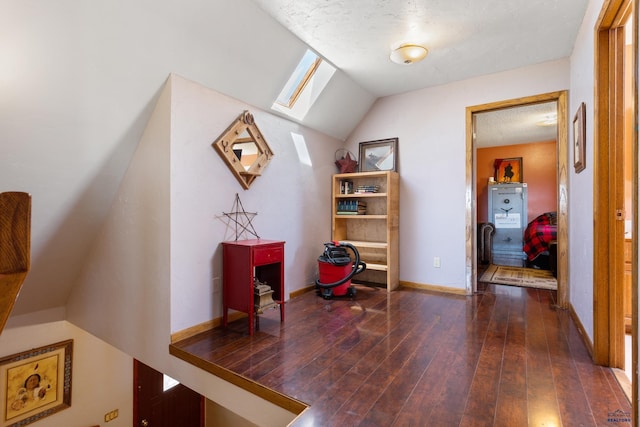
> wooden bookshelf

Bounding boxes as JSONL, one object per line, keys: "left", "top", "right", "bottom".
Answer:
{"left": 331, "top": 171, "right": 399, "bottom": 291}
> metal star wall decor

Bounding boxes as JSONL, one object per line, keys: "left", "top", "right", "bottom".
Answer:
{"left": 335, "top": 150, "right": 358, "bottom": 173}
{"left": 222, "top": 193, "right": 259, "bottom": 240}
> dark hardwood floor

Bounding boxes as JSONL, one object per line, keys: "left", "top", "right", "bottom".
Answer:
{"left": 171, "top": 283, "right": 631, "bottom": 426}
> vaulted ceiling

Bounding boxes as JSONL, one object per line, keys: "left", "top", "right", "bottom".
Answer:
{"left": 3, "top": 0, "right": 586, "bottom": 320}
{"left": 250, "top": 0, "right": 583, "bottom": 146}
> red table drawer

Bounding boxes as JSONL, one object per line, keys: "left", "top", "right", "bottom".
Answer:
{"left": 253, "top": 245, "right": 283, "bottom": 265}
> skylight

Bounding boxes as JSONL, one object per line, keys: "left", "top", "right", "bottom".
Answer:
{"left": 276, "top": 50, "right": 321, "bottom": 108}
{"left": 272, "top": 49, "right": 336, "bottom": 120}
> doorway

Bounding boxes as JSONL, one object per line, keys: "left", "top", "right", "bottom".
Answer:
{"left": 476, "top": 102, "right": 558, "bottom": 274}
{"left": 134, "top": 359, "right": 204, "bottom": 427}
{"left": 465, "top": 91, "right": 569, "bottom": 308}
{"left": 593, "top": 0, "right": 637, "bottom": 409}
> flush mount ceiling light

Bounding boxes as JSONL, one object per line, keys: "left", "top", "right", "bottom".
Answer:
{"left": 390, "top": 44, "right": 428, "bottom": 65}
{"left": 536, "top": 112, "right": 558, "bottom": 126}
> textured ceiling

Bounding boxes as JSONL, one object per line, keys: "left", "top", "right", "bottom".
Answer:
{"left": 475, "top": 101, "right": 558, "bottom": 147}
{"left": 250, "top": 0, "right": 588, "bottom": 97}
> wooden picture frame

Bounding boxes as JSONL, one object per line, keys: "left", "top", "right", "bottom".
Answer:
{"left": 212, "top": 110, "right": 274, "bottom": 190}
{"left": 358, "top": 138, "right": 398, "bottom": 172}
{"left": 494, "top": 157, "right": 523, "bottom": 183}
{"left": 1, "top": 340, "right": 73, "bottom": 427}
{"left": 573, "top": 102, "right": 586, "bottom": 173}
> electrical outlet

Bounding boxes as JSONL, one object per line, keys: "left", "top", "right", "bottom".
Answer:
{"left": 433, "top": 257, "right": 441, "bottom": 268}
{"left": 104, "top": 409, "right": 119, "bottom": 422}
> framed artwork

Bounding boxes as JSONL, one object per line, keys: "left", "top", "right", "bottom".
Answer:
{"left": 494, "top": 157, "right": 523, "bottom": 183}
{"left": 358, "top": 138, "right": 398, "bottom": 172}
{"left": 573, "top": 102, "right": 586, "bottom": 173}
{"left": 1, "top": 340, "right": 73, "bottom": 427}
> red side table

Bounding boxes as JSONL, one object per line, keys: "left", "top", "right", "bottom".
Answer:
{"left": 222, "top": 239, "right": 285, "bottom": 335}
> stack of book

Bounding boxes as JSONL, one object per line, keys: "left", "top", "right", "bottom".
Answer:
{"left": 337, "top": 200, "right": 366, "bottom": 215}
{"left": 354, "top": 185, "right": 380, "bottom": 194}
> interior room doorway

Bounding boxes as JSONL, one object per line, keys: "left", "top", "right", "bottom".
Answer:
{"left": 134, "top": 359, "right": 203, "bottom": 427}
{"left": 465, "top": 91, "right": 569, "bottom": 308}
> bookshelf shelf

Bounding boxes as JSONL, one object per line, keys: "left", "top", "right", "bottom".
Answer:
{"left": 335, "top": 192, "right": 388, "bottom": 198}
{"left": 338, "top": 240, "right": 388, "bottom": 249}
{"left": 363, "top": 263, "right": 388, "bottom": 272}
{"left": 334, "top": 214, "right": 387, "bottom": 219}
{"left": 331, "top": 171, "right": 399, "bottom": 291}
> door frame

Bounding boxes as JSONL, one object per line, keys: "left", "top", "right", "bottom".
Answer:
{"left": 465, "top": 90, "right": 569, "bottom": 309}
{"left": 593, "top": 0, "right": 638, "bottom": 414}
{"left": 593, "top": 0, "right": 633, "bottom": 369}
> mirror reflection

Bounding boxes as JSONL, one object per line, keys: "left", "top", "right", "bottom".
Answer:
{"left": 233, "top": 132, "right": 260, "bottom": 171}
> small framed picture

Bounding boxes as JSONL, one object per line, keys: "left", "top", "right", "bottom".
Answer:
{"left": 493, "top": 157, "right": 523, "bottom": 183}
{"left": 358, "top": 138, "right": 398, "bottom": 172}
{"left": 1, "top": 340, "right": 73, "bottom": 427}
{"left": 573, "top": 102, "right": 586, "bottom": 173}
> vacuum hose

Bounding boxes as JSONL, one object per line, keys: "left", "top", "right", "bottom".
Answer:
{"left": 316, "top": 241, "right": 366, "bottom": 289}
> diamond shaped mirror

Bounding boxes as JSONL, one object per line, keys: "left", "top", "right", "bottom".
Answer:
{"left": 212, "top": 111, "right": 274, "bottom": 190}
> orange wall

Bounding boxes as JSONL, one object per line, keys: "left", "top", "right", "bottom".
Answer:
{"left": 477, "top": 140, "right": 557, "bottom": 224}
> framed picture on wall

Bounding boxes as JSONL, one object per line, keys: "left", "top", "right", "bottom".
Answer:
{"left": 358, "top": 138, "right": 398, "bottom": 172}
{"left": 494, "top": 157, "right": 523, "bottom": 183}
{"left": 573, "top": 102, "right": 586, "bottom": 173}
{"left": 0, "top": 340, "right": 73, "bottom": 427}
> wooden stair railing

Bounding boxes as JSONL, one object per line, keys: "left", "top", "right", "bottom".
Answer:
{"left": 0, "top": 192, "right": 31, "bottom": 335}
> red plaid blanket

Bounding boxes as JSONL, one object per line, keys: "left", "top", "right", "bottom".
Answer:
{"left": 523, "top": 214, "right": 557, "bottom": 261}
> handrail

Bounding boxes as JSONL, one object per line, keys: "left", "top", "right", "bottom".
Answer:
{"left": 0, "top": 192, "right": 31, "bottom": 334}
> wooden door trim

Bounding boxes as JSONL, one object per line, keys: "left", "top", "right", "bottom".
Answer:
{"left": 594, "top": 4, "right": 639, "bottom": 424}
{"left": 593, "top": 0, "right": 635, "bottom": 369}
{"left": 465, "top": 90, "right": 569, "bottom": 309}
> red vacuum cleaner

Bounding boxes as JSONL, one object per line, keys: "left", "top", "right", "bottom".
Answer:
{"left": 316, "top": 241, "right": 366, "bottom": 299}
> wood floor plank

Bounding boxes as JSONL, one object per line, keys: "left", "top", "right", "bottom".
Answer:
{"left": 493, "top": 288, "right": 528, "bottom": 427}
{"left": 359, "top": 297, "right": 463, "bottom": 426}
{"left": 459, "top": 288, "right": 513, "bottom": 426}
{"left": 541, "top": 291, "right": 598, "bottom": 426}
{"left": 525, "top": 288, "right": 563, "bottom": 427}
{"left": 562, "top": 306, "right": 632, "bottom": 425}
{"left": 170, "top": 283, "right": 632, "bottom": 427}
{"left": 411, "top": 293, "right": 495, "bottom": 426}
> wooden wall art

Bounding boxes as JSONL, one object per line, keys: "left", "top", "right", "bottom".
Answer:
{"left": 212, "top": 111, "right": 274, "bottom": 190}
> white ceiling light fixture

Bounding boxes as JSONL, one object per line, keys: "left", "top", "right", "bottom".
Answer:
{"left": 537, "top": 112, "right": 558, "bottom": 126}
{"left": 390, "top": 44, "right": 428, "bottom": 65}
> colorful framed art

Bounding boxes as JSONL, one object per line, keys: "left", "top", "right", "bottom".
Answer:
{"left": 1, "top": 340, "right": 73, "bottom": 427}
{"left": 494, "top": 157, "right": 523, "bottom": 183}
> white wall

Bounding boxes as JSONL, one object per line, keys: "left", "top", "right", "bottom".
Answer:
{"left": 346, "top": 59, "right": 570, "bottom": 291}
{"left": 170, "top": 74, "right": 340, "bottom": 332}
{"left": 2, "top": 0, "right": 374, "bottom": 320}
{"left": 1, "top": 313, "right": 133, "bottom": 427}
{"left": 568, "top": 0, "right": 602, "bottom": 344}
{"left": 64, "top": 74, "right": 340, "bottom": 426}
